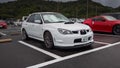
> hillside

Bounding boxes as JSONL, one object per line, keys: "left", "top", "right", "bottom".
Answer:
{"left": 0, "top": 0, "right": 120, "bottom": 19}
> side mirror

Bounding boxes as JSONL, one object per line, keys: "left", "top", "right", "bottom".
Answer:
{"left": 34, "top": 20, "right": 42, "bottom": 24}
{"left": 92, "top": 19, "right": 95, "bottom": 21}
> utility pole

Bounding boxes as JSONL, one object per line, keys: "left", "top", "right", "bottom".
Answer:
{"left": 95, "top": 5, "right": 98, "bottom": 16}
{"left": 57, "top": 0, "right": 60, "bottom": 12}
{"left": 75, "top": 1, "right": 78, "bottom": 18}
{"left": 86, "top": 0, "right": 89, "bottom": 18}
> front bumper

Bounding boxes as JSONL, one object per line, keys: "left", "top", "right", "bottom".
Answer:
{"left": 53, "top": 32, "right": 94, "bottom": 48}
{"left": 55, "top": 42, "right": 94, "bottom": 49}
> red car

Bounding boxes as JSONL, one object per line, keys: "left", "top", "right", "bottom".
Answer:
{"left": 0, "top": 20, "right": 7, "bottom": 29}
{"left": 84, "top": 15, "right": 120, "bottom": 35}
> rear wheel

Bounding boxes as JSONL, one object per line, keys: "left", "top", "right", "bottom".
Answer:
{"left": 113, "top": 25, "right": 120, "bottom": 35}
{"left": 22, "top": 29, "right": 29, "bottom": 40}
{"left": 44, "top": 32, "right": 54, "bottom": 49}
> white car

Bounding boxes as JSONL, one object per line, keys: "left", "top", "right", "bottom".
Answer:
{"left": 21, "top": 12, "right": 94, "bottom": 49}
{"left": 70, "top": 18, "right": 85, "bottom": 23}
{"left": 14, "top": 19, "right": 22, "bottom": 26}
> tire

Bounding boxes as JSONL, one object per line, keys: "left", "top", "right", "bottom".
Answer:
{"left": 113, "top": 25, "right": 120, "bottom": 35}
{"left": 87, "top": 45, "right": 93, "bottom": 48}
{"left": 44, "top": 32, "right": 54, "bottom": 49}
{"left": 22, "top": 29, "right": 29, "bottom": 40}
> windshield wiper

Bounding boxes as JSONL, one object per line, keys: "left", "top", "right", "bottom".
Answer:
{"left": 57, "top": 21, "right": 66, "bottom": 22}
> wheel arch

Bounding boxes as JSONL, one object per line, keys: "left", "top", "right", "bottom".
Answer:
{"left": 43, "top": 30, "right": 55, "bottom": 41}
{"left": 112, "top": 24, "right": 120, "bottom": 34}
{"left": 43, "top": 30, "right": 50, "bottom": 37}
{"left": 112, "top": 24, "right": 120, "bottom": 31}
{"left": 21, "top": 28, "right": 25, "bottom": 31}
{"left": 43, "top": 30, "right": 55, "bottom": 48}
{"left": 21, "top": 28, "right": 29, "bottom": 36}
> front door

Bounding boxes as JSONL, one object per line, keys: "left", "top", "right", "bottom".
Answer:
{"left": 92, "top": 17, "right": 109, "bottom": 32}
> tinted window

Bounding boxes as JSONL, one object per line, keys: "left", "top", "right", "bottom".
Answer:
{"left": 27, "top": 14, "right": 35, "bottom": 22}
{"left": 27, "top": 14, "right": 42, "bottom": 23}
{"left": 103, "top": 16, "right": 117, "bottom": 21}
{"left": 34, "top": 14, "right": 42, "bottom": 23}
{"left": 92, "top": 17, "right": 104, "bottom": 21}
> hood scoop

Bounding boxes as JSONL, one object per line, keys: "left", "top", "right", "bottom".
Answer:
{"left": 64, "top": 22, "right": 74, "bottom": 24}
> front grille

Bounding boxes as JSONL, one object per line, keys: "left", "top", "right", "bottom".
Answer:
{"left": 80, "top": 30, "right": 86, "bottom": 35}
{"left": 74, "top": 38, "right": 82, "bottom": 43}
{"left": 74, "top": 36, "right": 92, "bottom": 43}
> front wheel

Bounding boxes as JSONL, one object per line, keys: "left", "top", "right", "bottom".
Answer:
{"left": 44, "top": 32, "right": 54, "bottom": 49}
{"left": 113, "top": 25, "right": 120, "bottom": 35}
{"left": 22, "top": 30, "right": 29, "bottom": 40}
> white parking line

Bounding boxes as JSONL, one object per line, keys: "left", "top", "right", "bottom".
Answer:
{"left": 0, "top": 32, "right": 6, "bottom": 36}
{"left": 95, "top": 33, "right": 120, "bottom": 37}
{"left": 27, "top": 41, "right": 120, "bottom": 68}
{"left": 18, "top": 41, "right": 62, "bottom": 59}
{"left": 94, "top": 41, "right": 110, "bottom": 45}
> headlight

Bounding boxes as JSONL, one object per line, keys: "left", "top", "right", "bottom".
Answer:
{"left": 58, "top": 28, "right": 73, "bottom": 35}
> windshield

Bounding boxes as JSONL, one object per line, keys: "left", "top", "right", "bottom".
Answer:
{"left": 41, "top": 13, "right": 70, "bottom": 23}
{"left": 103, "top": 16, "right": 117, "bottom": 21}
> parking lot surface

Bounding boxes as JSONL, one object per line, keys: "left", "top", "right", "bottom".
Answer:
{"left": 43, "top": 44, "right": 120, "bottom": 68}
{"left": 0, "top": 26, "right": 120, "bottom": 68}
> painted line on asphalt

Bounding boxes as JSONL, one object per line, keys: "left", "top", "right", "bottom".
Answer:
{"left": 0, "top": 32, "right": 6, "bottom": 36}
{"left": 94, "top": 41, "right": 110, "bottom": 45}
{"left": 27, "top": 41, "right": 120, "bottom": 68}
{"left": 18, "top": 41, "right": 62, "bottom": 59}
{"left": 95, "top": 33, "right": 120, "bottom": 37}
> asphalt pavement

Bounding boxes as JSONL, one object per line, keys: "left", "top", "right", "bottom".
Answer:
{"left": 0, "top": 25, "right": 120, "bottom": 68}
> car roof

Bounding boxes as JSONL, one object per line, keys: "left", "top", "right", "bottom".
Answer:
{"left": 93, "top": 15, "right": 112, "bottom": 18}
{"left": 31, "top": 12, "right": 58, "bottom": 14}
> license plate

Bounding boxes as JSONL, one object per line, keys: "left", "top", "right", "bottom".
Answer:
{"left": 82, "top": 37, "right": 88, "bottom": 42}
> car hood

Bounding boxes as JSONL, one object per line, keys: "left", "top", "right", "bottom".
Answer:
{"left": 45, "top": 23, "right": 90, "bottom": 31}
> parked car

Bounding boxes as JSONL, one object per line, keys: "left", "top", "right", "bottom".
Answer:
{"left": 101, "top": 12, "right": 120, "bottom": 20}
{"left": 83, "top": 15, "right": 120, "bottom": 35}
{"left": 22, "top": 16, "right": 28, "bottom": 21}
{"left": 21, "top": 12, "right": 94, "bottom": 49}
{"left": 0, "top": 20, "right": 7, "bottom": 29}
{"left": 6, "top": 18, "right": 15, "bottom": 25}
{"left": 69, "top": 18, "right": 85, "bottom": 23}
{"left": 14, "top": 16, "right": 28, "bottom": 26}
{"left": 14, "top": 19, "right": 23, "bottom": 26}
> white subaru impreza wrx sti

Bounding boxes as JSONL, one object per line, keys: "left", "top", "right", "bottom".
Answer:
{"left": 21, "top": 12, "right": 94, "bottom": 49}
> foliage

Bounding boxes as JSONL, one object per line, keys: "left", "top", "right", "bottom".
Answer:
{"left": 0, "top": 0, "right": 120, "bottom": 19}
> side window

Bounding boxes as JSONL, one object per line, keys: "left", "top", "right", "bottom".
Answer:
{"left": 92, "top": 18, "right": 97, "bottom": 21}
{"left": 27, "top": 14, "right": 35, "bottom": 23}
{"left": 34, "top": 14, "right": 42, "bottom": 23}
{"left": 92, "top": 17, "right": 104, "bottom": 21}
